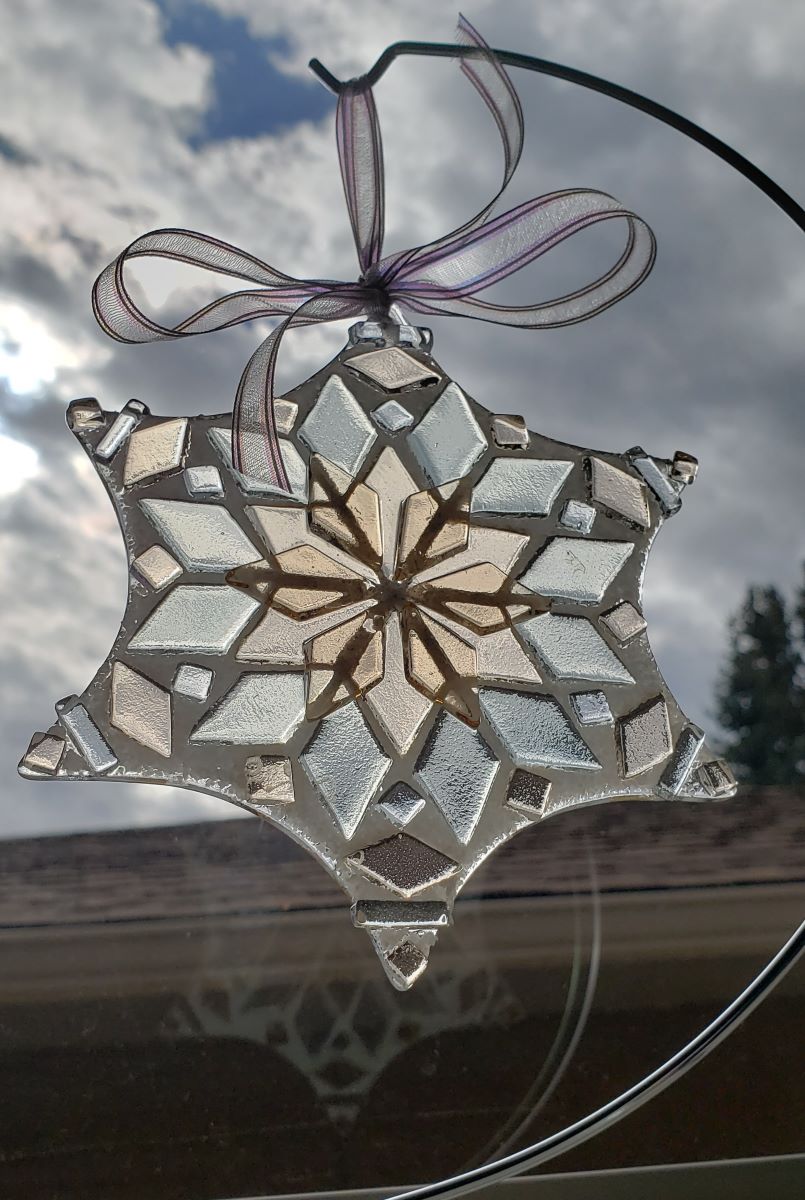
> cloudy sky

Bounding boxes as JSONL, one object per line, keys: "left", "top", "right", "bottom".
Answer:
{"left": 2, "top": 0, "right": 804, "bottom": 838}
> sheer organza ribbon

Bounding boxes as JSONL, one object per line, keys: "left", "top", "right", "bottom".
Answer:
{"left": 92, "top": 16, "right": 655, "bottom": 491}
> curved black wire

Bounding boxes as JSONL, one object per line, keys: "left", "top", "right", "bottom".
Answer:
{"left": 308, "top": 35, "right": 805, "bottom": 1200}
{"left": 309, "top": 40, "right": 805, "bottom": 237}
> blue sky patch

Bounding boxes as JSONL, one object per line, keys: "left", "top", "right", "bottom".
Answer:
{"left": 160, "top": 1, "right": 335, "bottom": 145}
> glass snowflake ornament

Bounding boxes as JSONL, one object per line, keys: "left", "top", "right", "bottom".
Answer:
{"left": 19, "top": 322, "right": 736, "bottom": 989}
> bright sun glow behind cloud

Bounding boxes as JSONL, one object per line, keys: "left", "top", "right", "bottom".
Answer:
{"left": 0, "top": 432, "right": 39, "bottom": 496}
{"left": 0, "top": 304, "right": 81, "bottom": 395}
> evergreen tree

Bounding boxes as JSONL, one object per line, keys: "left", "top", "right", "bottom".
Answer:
{"left": 717, "top": 584, "right": 804, "bottom": 786}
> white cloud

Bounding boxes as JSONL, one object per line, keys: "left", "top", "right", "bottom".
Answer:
{"left": 2, "top": 0, "right": 805, "bottom": 835}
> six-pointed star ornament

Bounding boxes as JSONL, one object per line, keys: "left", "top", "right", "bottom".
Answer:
{"left": 19, "top": 323, "right": 736, "bottom": 989}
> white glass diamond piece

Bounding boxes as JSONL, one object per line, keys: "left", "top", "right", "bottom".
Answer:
{"left": 191, "top": 672, "right": 306, "bottom": 744}
{"left": 590, "top": 457, "right": 650, "bottom": 527}
{"left": 414, "top": 712, "right": 499, "bottom": 844}
{"left": 471, "top": 458, "right": 572, "bottom": 516}
{"left": 377, "top": 783, "right": 426, "bottom": 827}
{"left": 559, "top": 499, "right": 596, "bottom": 534}
{"left": 408, "top": 382, "right": 487, "bottom": 486}
{"left": 208, "top": 425, "right": 307, "bottom": 500}
{"left": 372, "top": 399, "right": 415, "bottom": 433}
{"left": 129, "top": 586, "right": 259, "bottom": 653}
{"left": 519, "top": 613, "right": 634, "bottom": 683}
{"left": 571, "top": 690, "right": 614, "bottom": 726}
{"left": 110, "top": 662, "right": 172, "bottom": 757}
{"left": 519, "top": 538, "right": 634, "bottom": 604}
{"left": 173, "top": 663, "right": 213, "bottom": 701}
{"left": 480, "top": 689, "right": 601, "bottom": 771}
{"left": 123, "top": 417, "right": 187, "bottom": 486}
{"left": 349, "top": 346, "right": 438, "bottom": 390}
{"left": 132, "top": 544, "right": 182, "bottom": 590}
{"left": 298, "top": 374, "right": 377, "bottom": 475}
{"left": 302, "top": 702, "right": 391, "bottom": 838}
{"left": 141, "top": 499, "right": 260, "bottom": 572}
{"left": 184, "top": 465, "right": 223, "bottom": 496}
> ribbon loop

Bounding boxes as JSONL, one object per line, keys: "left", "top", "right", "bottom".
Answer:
{"left": 92, "top": 15, "right": 656, "bottom": 492}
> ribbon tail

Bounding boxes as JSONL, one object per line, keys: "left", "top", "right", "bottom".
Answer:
{"left": 232, "top": 324, "right": 290, "bottom": 491}
{"left": 231, "top": 289, "right": 369, "bottom": 492}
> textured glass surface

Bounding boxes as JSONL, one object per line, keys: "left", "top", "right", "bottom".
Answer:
{"left": 208, "top": 425, "right": 307, "bottom": 499}
{"left": 348, "top": 346, "right": 439, "bottom": 390}
{"left": 123, "top": 418, "right": 187, "bottom": 487}
{"left": 110, "top": 662, "right": 172, "bottom": 757}
{"left": 560, "top": 498, "right": 596, "bottom": 534}
{"left": 408, "top": 382, "right": 487, "bottom": 485}
{"left": 520, "top": 537, "right": 634, "bottom": 603}
{"left": 184, "top": 465, "right": 223, "bottom": 496}
{"left": 590, "top": 456, "right": 650, "bottom": 527}
{"left": 570, "top": 689, "right": 614, "bottom": 726}
{"left": 298, "top": 374, "right": 377, "bottom": 475}
{"left": 352, "top": 899, "right": 450, "bottom": 928}
{"left": 490, "top": 413, "right": 529, "bottom": 448}
{"left": 19, "top": 732, "right": 66, "bottom": 775}
{"left": 309, "top": 455, "right": 383, "bottom": 565}
{"left": 301, "top": 702, "right": 391, "bottom": 838}
{"left": 244, "top": 754, "right": 295, "bottom": 806}
{"left": 376, "top": 781, "right": 426, "bottom": 827}
{"left": 617, "top": 696, "right": 672, "bottom": 776}
{"left": 93, "top": 406, "right": 140, "bottom": 460}
{"left": 140, "top": 499, "right": 260, "bottom": 572}
{"left": 128, "top": 586, "right": 260, "bottom": 653}
{"left": 247, "top": 505, "right": 376, "bottom": 579}
{"left": 506, "top": 768, "right": 552, "bottom": 816}
{"left": 412, "top": 524, "right": 528, "bottom": 585}
{"left": 397, "top": 481, "right": 469, "bottom": 574}
{"left": 364, "top": 614, "right": 431, "bottom": 754}
{"left": 474, "top": 626, "right": 542, "bottom": 685}
{"left": 58, "top": 703, "right": 117, "bottom": 774}
{"left": 371, "top": 398, "right": 415, "bottom": 432}
{"left": 131, "top": 544, "right": 182, "bottom": 590}
{"left": 659, "top": 723, "right": 706, "bottom": 794}
{"left": 519, "top": 613, "right": 634, "bottom": 683}
{"left": 480, "top": 689, "right": 600, "bottom": 770}
{"left": 172, "top": 663, "right": 213, "bottom": 701}
{"left": 407, "top": 610, "right": 478, "bottom": 723}
{"left": 600, "top": 600, "right": 648, "bottom": 643}
{"left": 237, "top": 601, "right": 371, "bottom": 666}
{"left": 414, "top": 711, "right": 499, "bottom": 843}
{"left": 273, "top": 396, "right": 299, "bottom": 435}
{"left": 347, "top": 833, "right": 458, "bottom": 897}
{"left": 190, "top": 673, "right": 306, "bottom": 744}
{"left": 364, "top": 447, "right": 418, "bottom": 577}
{"left": 471, "top": 458, "right": 573, "bottom": 515}
{"left": 629, "top": 451, "right": 682, "bottom": 514}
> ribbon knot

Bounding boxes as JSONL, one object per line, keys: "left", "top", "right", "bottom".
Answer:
{"left": 92, "top": 16, "right": 655, "bottom": 492}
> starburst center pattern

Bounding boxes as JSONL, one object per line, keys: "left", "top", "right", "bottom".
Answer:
{"left": 228, "top": 454, "right": 549, "bottom": 726}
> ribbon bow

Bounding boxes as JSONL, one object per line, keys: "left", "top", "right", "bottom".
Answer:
{"left": 92, "top": 16, "right": 655, "bottom": 492}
